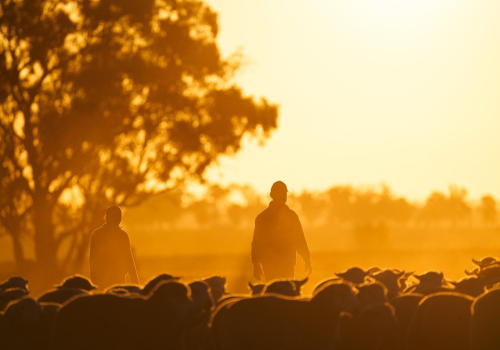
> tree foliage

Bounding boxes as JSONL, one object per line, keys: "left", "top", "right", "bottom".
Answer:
{"left": 131, "top": 183, "right": 494, "bottom": 233}
{"left": 479, "top": 195, "right": 497, "bottom": 225}
{"left": 420, "top": 186, "right": 470, "bottom": 225}
{"left": 0, "top": 0, "right": 278, "bottom": 275}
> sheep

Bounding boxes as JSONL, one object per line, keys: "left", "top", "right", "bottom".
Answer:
{"left": 389, "top": 293, "right": 424, "bottom": 350}
{"left": 141, "top": 273, "right": 180, "bottom": 296}
{"left": 39, "top": 303, "right": 61, "bottom": 349}
{"left": 312, "top": 267, "right": 368, "bottom": 293}
{"left": 186, "top": 280, "right": 215, "bottom": 350}
{"left": 465, "top": 257, "right": 500, "bottom": 277}
{"left": 211, "top": 295, "right": 314, "bottom": 350}
{"left": 407, "top": 292, "right": 473, "bottom": 350}
{"left": 37, "top": 288, "right": 89, "bottom": 305}
{"left": 399, "top": 271, "right": 416, "bottom": 291}
{"left": 209, "top": 295, "right": 250, "bottom": 348}
{"left": 188, "top": 280, "right": 215, "bottom": 318}
{"left": 51, "top": 280, "right": 195, "bottom": 350}
{"left": 55, "top": 275, "right": 97, "bottom": 291}
{"left": 264, "top": 277, "right": 308, "bottom": 296}
{"left": 105, "top": 284, "right": 142, "bottom": 295}
{"left": 248, "top": 277, "right": 308, "bottom": 297}
{"left": 475, "top": 265, "right": 500, "bottom": 287}
{"left": 1, "top": 297, "right": 45, "bottom": 350}
{"left": 203, "top": 276, "right": 227, "bottom": 303}
{"left": 356, "top": 281, "right": 388, "bottom": 307}
{"left": 0, "top": 309, "right": 5, "bottom": 349}
{"left": 0, "top": 288, "right": 29, "bottom": 312}
{"left": 313, "top": 277, "right": 342, "bottom": 294}
{"left": 470, "top": 287, "right": 500, "bottom": 350}
{"left": 210, "top": 281, "right": 359, "bottom": 350}
{"left": 370, "top": 269, "right": 408, "bottom": 299}
{"left": 449, "top": 275, "right": 486, "bottom": 297}
{"left": 333, "top": 302, "right": 397, "bottom": 350}
{"left": 0, "top": 276, "right": 29, "bottom": 292}
{"left": 248, "top": 282, "right": 266, "bottom": 295}
{"left": 105, "top": 287, "right": 132, "bottom": 296}
{"left": 366, "top": 266, "right": 382, "bottom": 275}
{"left": 403, "top": 271, "right": 454, "bottom": 295}
{"left": 472, "top": 256, "right": 499, "bottom": 269}
{"left": 335, "top": 267, "right": 369, "bottom": 285}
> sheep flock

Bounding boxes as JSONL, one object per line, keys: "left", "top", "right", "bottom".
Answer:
{"left": 2, "top": 258, "right": 500, "bottom": 349}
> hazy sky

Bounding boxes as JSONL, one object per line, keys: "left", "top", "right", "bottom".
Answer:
{"left": 203, "top": 0, "right": 500, "bottom": 200}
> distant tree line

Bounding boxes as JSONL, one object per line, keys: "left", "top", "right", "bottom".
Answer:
{"left": 125, "top": 184, "right": 498, "bottom": 231}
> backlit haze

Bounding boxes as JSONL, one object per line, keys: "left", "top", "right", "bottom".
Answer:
{"left": 204, "top": 0, "right": 500, "bottom": 200}
{"left": 2, "top": 0, "right": 500, "bottom": 298}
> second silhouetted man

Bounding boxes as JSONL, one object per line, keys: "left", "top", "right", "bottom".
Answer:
{"left": 89, "top": 206, "right": 139, "bottom": 289}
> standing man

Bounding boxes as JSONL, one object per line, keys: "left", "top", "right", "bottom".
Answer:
{"left": 89, "top": 205, "right": 139, "bottom": 289}
{"left": 251, "top": 181, "right": 312, "bottom": 281}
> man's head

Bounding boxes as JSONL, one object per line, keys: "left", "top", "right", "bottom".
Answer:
{"left": 270, "top": 181, "right": 288, "bottom": 204}
{"left": 105, "top": 205, "right": 122, "bottom": 226}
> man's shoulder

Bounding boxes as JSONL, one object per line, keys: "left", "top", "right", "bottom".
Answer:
{"left": 91, "top": 224, "right": 128, "bottom": 239}
{"left": 255, "top": 208, "right": 269, "bottom": 222}
{"left": 255, "top": 205, "right": 298, "bottom": 220}
{"left": 285, "top": 206, "right": 299, "bottom": 217}
{"left": 91, "top": 224, "right": 105, "bottom": 238}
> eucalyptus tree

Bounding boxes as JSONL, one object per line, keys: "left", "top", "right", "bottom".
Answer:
{"left": 0, "top": 0, "right": 278, "bottom": 275}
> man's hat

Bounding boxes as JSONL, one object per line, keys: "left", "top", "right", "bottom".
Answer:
{"left": 271, "top": 181, "right": 288, "bottom": 193}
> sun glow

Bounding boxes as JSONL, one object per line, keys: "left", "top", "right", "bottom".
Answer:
{"left": 352, "top": 0, "right": 446, "bottom": 20}
{"left": 203, "top": 0, "right": 500, "bottom": 200}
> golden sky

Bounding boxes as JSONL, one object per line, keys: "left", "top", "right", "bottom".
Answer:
{"left": 203, "top": 0, "right": 500, "bottom": 200}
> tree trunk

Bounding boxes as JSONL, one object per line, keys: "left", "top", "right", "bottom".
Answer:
{"left": 33, "top": 192, "right": 58, "bottom": 270}
{"left": 73, "top": 230, "right": 92, "bottom": 274}
{"left": 11, "top": 232, "right": 26, "bottom": 270}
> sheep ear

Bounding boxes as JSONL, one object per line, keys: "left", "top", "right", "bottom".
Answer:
{"left": 486, "top": 283, "right": 496, "bottom": 290}
{"left": 248, "top": 282, "right": 257, "bottom": 292}
{"left": 367, "top": 267, "right": 381, "bottom": 275}
{"left": 472, "top": 258, "right": 481, "bottom": 266}
{"left": 414, "top": 274, "right": 423, "bottom": 280}
{"left": 294, "top": 277, "right": 308, "bottom": 289}
{"left": 173, "top": 276, "right": 182, "bottom": 280}
{"left": 403, "top": 271, "right": 414, "bottom": 278}
{"left": 395, "top": 270, "right": 405, "bottom": 277}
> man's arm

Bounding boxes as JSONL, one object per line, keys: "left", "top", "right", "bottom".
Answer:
{"left": 251, "top": 217, "right": 264, "bottom": 280}
{"left": 88, "top": 234, "right": 96, "bottom": 282}
{"left": 294, "top": 214, "right": 312, "bottom": 274}
{"left": 126, "top": 249, "right": 140, "bottom": 285}
{"left": 123, "top": 232, "right": 140, "bottom": 285}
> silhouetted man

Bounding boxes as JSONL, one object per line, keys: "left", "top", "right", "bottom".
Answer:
{"left": 252, "top": 181, "right": 312, "bottom": 281}
{"left": 89, "top": 206, "right": 139, "bottom": 289}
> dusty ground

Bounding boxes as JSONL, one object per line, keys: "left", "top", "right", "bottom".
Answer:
{"left": 1, "top": 226, "right": 499, "bottom": 297}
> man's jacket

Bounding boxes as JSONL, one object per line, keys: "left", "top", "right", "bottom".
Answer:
{"left": 251, "top": 201, "right": 310, "bottom": 268}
